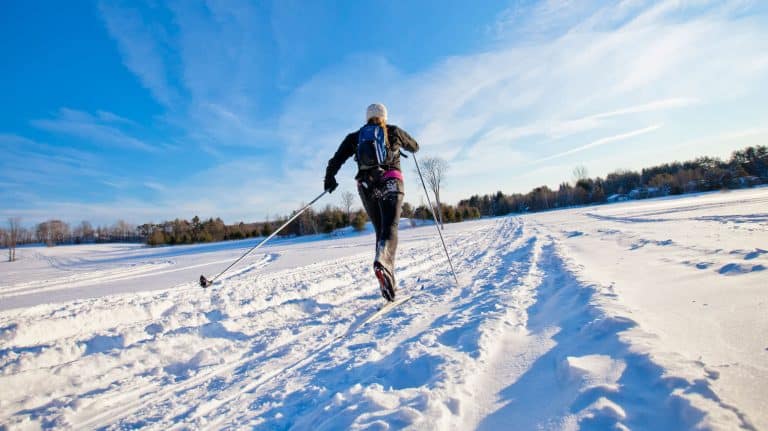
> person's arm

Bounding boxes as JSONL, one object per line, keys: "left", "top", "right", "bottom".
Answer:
{"left": 324, "top": 133, "right": 356, "bottom": 192}
{"left": 393, "top": 126, "right": 419, "bottom": 153}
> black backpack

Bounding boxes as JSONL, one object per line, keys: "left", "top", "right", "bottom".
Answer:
{"left": 356, "top": 124, "right": 389, "bottom": 170}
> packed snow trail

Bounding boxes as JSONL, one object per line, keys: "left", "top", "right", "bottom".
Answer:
{"left": 1, "top": 188, "right": 766, "bottom": 430}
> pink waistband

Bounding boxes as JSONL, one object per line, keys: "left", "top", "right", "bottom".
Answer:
{"left": 383, "top": 170, "right": 404, "bottom": 181}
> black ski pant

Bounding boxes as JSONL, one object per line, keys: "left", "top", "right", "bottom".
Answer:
{"left": 358, "top": 176, "right": 404, "bottom": 286}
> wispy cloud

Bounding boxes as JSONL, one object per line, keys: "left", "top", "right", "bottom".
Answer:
{"left": 32, "top": 108, "right": 158, "bottom": 152}
{"left": 489, "top": 0, "right": 605, "bottom": 42}
{"left": 589, "top": 98, "right": 700, "bottom": 120}
{"left": 660, "top": 126, "right": 768, "bottom": 159}
{"left": 143, "top": 182, "right": 167, "bottom": 193}
{"left": 469, "top": 97, "right": 697, "bottom": 147}
{"left": 0, "top": 133, "right": 107, "bottom": 184}
{"left": 97, "top": 1, "right": 177, "bottom": 106}
{"left": 0, "top": 199, "right": 176, "bottom": 226}
{"left": 537, "top": 124, "right": 664, "bottom": 163}
{"left": 97, "top": 0, "right": 274, "bottom": 150}
{"left": 96, "top": 110, "right": 140, "bottom": 126}
{"left": 0, "top": 134, "right": 120, "bottom": 220}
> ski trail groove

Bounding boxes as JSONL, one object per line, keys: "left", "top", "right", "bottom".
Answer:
{"left": 172, "top": 220, "right": 509, "bottom": 430}
{"left": 64, "top": 223, "right": 494, "bottom": 429}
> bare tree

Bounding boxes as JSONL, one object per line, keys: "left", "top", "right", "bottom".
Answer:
{"left": 51, "top": 220, "right": 69, "bottom": 245}
{"left": 37, "top": 220, "right": 69, "bottom": 246}
{"left": 7, "top": 218, "right": 21, "bottom": 261}
{"left": 297, "top": 204, "right": 317, "bottom": 235}
{"left": 572, "top": 165, "right": 589, "bottom": 184}
{"left": 72, "top": 221, "right": 95, "bottom": 244}
{"left": 113, "top": 220, "right": 134, "bottom": 241}
{"left": 80, "top": 221, "right": 94, "bottom": 242}
{"left": 0, "top": 227, "right": 6, "bottom": 260}
{"left": 419, "top": 157, "right": 448, "bottom": 229}
{"left": 340, "top": 191, "right": 355, "bottom": 224}
{"left": 36, "top": 221, "right": 50, "bottom": 246}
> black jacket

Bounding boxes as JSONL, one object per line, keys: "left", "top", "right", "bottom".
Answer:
{"left": 325, "top": 124, "right": 419, "bottom": 181}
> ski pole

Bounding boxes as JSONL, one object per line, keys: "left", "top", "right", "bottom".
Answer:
{"left": 412, "top": 153, "right": 460, "bottom": 285}
{"left": 199, "top": 190, "right": 328, "bottom": 288}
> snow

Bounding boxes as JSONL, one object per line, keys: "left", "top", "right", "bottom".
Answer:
{"left": 1, "top": 188, "right": 767, "bottom": 430}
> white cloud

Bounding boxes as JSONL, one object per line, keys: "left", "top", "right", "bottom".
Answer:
{"left": 0, "top": 134, "right": 130, "bottom": 223}
{"left": 98, "top": 0, "right": 274, "bottom": 151}
{"left": 0, "top": 199, "right": 174, "bottom": 227}
{"left": 589, "top": 98, "right": 700, "bottom": 120}
{"left": 0, "top": 133, "right": 108, "bottom": 185}
{"left": 490, "top": 0, "right": 605, "bottom": 42}
{"left": 97, "top": 1, "right": 177, "bottom": 106}
{"left": 32, "top": 108, "right": 158, "bottom": 152}
{"left": 536, "top": 124, "right": 664, "bottom": 162}
{"left": 96, "top": 110, "right": 139, "bottom": 125}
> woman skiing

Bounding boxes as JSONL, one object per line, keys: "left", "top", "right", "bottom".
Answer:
{"left": 324, "top": 103, "right": 419, "bottom": 302}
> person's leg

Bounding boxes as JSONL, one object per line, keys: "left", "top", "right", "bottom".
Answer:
{"left": 358, "top": 182, "right": 381, "bottom": 241}
{"left": 359, "top": 181, "right": 395, "bottom": 300}
{"left": 373, "top": 178, "right": 404, "bottom": 295}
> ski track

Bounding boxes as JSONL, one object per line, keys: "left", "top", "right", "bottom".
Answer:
{"left": 1, "top": 189, "right": 766, "bottom": 430}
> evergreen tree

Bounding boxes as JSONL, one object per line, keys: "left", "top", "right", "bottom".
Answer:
{"left": 352, "top": 210, "right": 367, "bottom": 231}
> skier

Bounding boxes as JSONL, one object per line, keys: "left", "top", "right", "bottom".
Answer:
{"left": 324, "top": 103, "right": 419, "bottom": 301}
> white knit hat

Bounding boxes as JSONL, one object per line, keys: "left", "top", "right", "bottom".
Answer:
{"left": 366, "top": 103, "right": 387, "bottom": 121}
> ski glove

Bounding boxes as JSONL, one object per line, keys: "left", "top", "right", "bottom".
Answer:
{"left": 324, "top": 176, "right": 338, "bottom": 193}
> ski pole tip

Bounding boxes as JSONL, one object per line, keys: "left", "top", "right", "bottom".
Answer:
{"left": 454, "top": 273, "right": 469, "bottom": 287}
{"left": 199, "top": 275, "right": 212, "bottom": 288}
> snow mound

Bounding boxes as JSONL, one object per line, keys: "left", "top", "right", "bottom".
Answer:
{"left": 559, "top": 354, "right": 626, "bottom": 391}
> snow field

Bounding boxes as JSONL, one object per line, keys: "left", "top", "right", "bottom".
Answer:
{"left": 1, "top": 187, "right": 766, "bottom": 430}
{"left": 533, "top": 188, "right": 768, "bottom": 430}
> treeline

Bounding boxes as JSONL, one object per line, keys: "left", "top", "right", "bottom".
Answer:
{"left": 142, "top": 202, "right": 483, "bottom": 247}
{"left": 402, "top": 202, "right": 481, "bottom": 225}
{"left": 0, "top": 219, "right": 142, "bottom": 248}
{"left": 460, "top": 145, "right": 768, "bottom": 216}
{"left": 140, "top": 208, "right": 373, "bottom": 246}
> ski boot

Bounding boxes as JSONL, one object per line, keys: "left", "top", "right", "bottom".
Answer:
{"left": 374, "top": 262, "right": 396, "bottom": 302}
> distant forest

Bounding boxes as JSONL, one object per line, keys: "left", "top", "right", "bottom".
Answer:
{"left": 2, "top": 145, "right": 765, "bottom": 249}
{"left": 460, "top": 145, "right": 767, "bottom": 217}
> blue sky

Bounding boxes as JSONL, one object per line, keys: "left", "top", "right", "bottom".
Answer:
{"left": 2, "top": 0, "right": 767, "bottom": 226}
